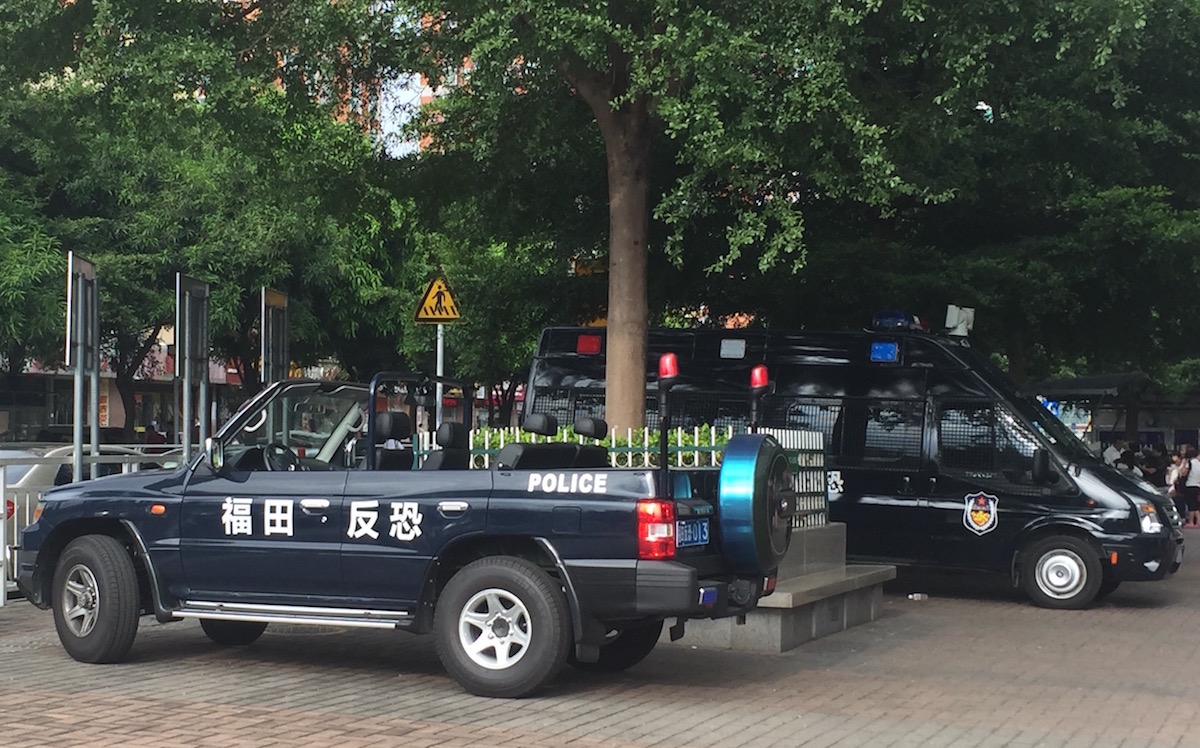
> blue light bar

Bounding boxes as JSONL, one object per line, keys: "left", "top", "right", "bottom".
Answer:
{"left": 872, "top": 310, "right": 928, "bottom": 332}
{"left": 870, "top": 341, "right": 900, "bottom": 363}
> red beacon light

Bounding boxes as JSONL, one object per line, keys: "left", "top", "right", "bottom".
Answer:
{"left": 576, "top": 333, "right": 602, "bottom": 355}
{"left": 658, "top": 352, "right": 679, "bottom": 381}
{"left": 750, "top": 364, "right": 769, "bottom": 393}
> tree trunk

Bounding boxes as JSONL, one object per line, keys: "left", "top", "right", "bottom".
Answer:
{"left": 115, "top": 374, "right": 137, "bottom": 441}
{"left": 1005, "top": 337, "right": 1028, "bottom": 386}
{"left": 594, "top": 99, "right": 651, "bottom": 433}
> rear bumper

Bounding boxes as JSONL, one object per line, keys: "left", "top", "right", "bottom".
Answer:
{"left": 564, "top": 559, "right": 764, "bottom": 623}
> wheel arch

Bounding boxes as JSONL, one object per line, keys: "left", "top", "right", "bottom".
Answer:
{"left": 424, "top": 535, "right": 583, "bottom": 643}
{"left": 1009, "top": 521, "right": 1105, "bottom": 584}
{"left": 33, "top": 519, "right": 154, "bottom": 617}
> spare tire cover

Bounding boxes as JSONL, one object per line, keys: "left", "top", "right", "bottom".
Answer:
{"left": 717, "top": 434, "right": 794, "bottom": 576}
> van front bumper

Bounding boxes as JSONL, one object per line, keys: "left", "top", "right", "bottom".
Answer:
{"left": 1103, "top": 530, "right": 1184, "bottom": 582}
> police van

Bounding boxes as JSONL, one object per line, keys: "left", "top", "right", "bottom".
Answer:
{"left": 524, "top": 319, "right": 1184, "bottom": 609}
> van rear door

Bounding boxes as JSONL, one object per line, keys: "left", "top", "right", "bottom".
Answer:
{"left": 827, "top": 362, "right": 934, "bottom": 563}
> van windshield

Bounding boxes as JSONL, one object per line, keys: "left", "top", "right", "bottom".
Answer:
{"left": 950, "top": 343, "right": 1097, "bottom": 464}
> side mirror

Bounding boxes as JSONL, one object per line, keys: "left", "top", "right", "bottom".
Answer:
{"left": 1032, "top": 448, "right": 1058, "bottom": 485}
{"left": 205, "top": 437, "right": 224, "bottom": 472}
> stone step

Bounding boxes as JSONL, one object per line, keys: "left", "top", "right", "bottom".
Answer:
{"left": 758, "top": 564, "right": 897, "bottom": 609}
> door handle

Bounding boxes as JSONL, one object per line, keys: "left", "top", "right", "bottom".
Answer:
{"left": 300, "top": 498, "right": 330, "bottom": 514}
{"left": 438, "top": 500, "right": 469, "bottom": 517}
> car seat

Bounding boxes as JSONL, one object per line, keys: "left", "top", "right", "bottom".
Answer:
{"left": 421, "top": 422, "right": 471, "bottom": 470}
{"left": 375, "top": 411, "right": 414, "bottom": 470}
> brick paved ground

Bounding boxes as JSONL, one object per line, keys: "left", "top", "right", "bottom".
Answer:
{"left": 3, "top": 545, "right": 1200, "bottom": 748}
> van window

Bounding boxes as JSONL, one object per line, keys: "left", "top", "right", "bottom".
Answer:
{"left": 830, "top": 397, "right": 924, "bottom": 469}
{"left": 937, "top": 400, "right": 1041, "bottom": 484}
{"left": 864, "top": 400, "right": 924, "bottom": 466}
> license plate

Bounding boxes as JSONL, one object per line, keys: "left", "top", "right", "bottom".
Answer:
{"left": 676, "top": 518, "right": 709, "bottom": 548}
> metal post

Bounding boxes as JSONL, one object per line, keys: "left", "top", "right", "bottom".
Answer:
{"left": 436, "top": 323, "right": 445, "bottom": 427}
{"left": 88, "top": 276, "right": 99, "bottom": 457}
{"left": 1, "top": 464, "right": 7, "bottom": 607}
{"left": 72, "top": 271, "right": 85, "bottom": 483}
{"left": 67, "top": 252, "right": 97, "bottom": 483}
{"left": 198, "top": 295, "right": 210, "bottom": 447}
{"left": 182, "top": 290, "right": 193, "bottom": 463}
{"left": 199, "top": 373, "right": 210, "bottom": 448}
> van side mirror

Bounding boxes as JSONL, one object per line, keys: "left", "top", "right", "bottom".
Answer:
{"left": 1032, "top": 448, "right": 1058, "bottom": 485}
{"left": 205, "top": 437, "right": 224, "bottom": 472}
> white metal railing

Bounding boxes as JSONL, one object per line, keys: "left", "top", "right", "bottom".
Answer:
{"left": 2, "top": 448, "right": 180, "bottom": 606}
{"left": 417, "top": 425, "right": 736, "bottom": 469}
{"left": 418, "top": 425, "right": 827, "bottom": 527}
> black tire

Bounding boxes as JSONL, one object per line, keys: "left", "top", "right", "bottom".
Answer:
{"left": 1020, "top": 535, "right": 1102, "bottom": 610}
{"left": 434, "top": 557, "right": 571, "bottom": 698}
{"left": 51, "top": 535, "right": 140, "bottom": 663}
{"left": 1095, "top": 577, "right": 1121, "bottom": 601}
{"left": 200, "top": 619, "right": 268, "bottom": 646}
{"left": 717, "top": 434, "right": 794, "bottom": 575}
{"left": 569, "top": 620, "right": 663, "bottom": 673}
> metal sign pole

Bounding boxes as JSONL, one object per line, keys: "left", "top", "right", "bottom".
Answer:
{"left": 261, "top": 288, "right": 289, "bottom": 385}
{"left": 182, "top": 289, "right": 194, "bottom": 462}
{"left": 88, "top": 276, "right": 99, "bottom": 457}
{"left": 1, "top": 465, "right": 7, "bottom": 607}
{"left": 72, "top": 270, "right": 86, "bottom": 482}
{"left": 67, "top": 253, "right": 97, "bottom": 483}
{"left": 177, "top": 275, "right": 211, "bottom": 461}
{"left": 436, "top": 323, "right": 445, "bottom": 427}
{"left": 415, "top": 274, "right": 460, "bottom": 428}
{"left": 198, "top": 290, "right": 210, "bottom": 446}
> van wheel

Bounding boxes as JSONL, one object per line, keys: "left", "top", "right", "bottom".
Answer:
{"left": 200, "top": 619, "right": 268, "bottom": 646}
{"left": 51, "top": 535, "right": 140, "bottom": 663}
{"left": 1020, "top": 536, "right": 1101, "bottom": 609}
{"left": 434, "top": 557, "right": 571, "bottom": 698}
{"left": 569, "top": 620, "right": 663, "bottom": 673}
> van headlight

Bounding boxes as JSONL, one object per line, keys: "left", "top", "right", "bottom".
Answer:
{"left": 1134, "top": 501, "right": 1164, "bottom": 533}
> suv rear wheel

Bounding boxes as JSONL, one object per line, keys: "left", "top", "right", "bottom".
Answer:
{"left": 434, "top": 557, "right": 571, "bottom": 698}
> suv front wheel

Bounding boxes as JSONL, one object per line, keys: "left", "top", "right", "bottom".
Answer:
{"left": 51, "top": 535, "right": 141, "bottom": 663}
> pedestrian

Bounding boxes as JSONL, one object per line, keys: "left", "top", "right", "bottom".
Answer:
{"left": 1103, "top": 439, "right": 1126, "bottom": 467}
{"left": 1141, "top": 444, "right": 1167, "bottom": 490}
{"left": 1166, "top": 450, "right": 1187, "bottom": 522}
{"left": 1182, "top": 445, "right": 1200, "bottom": 528}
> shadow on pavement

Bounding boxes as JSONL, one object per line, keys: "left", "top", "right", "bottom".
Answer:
{"left": 883, "top": 567, "right": 1025, "bottom": 604}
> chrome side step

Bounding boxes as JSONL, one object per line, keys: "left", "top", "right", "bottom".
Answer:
{"left": 175, "top": 600, "right": 413, "bottom": 630}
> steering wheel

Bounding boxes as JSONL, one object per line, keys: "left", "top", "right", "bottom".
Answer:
{"left": 263, "top": 442, "right": 300, "bottom": 472}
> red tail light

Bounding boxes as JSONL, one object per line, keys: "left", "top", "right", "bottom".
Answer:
{"left": 5, "top": 499, "right": 13, "bottom": 520}
{"left": 637, "top": 499, "right": 676, "bottom": 560}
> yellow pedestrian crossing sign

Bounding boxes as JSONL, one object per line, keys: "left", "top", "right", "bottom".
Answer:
{"left": 415, "top": 276, "right": 461, "bottom": 323}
